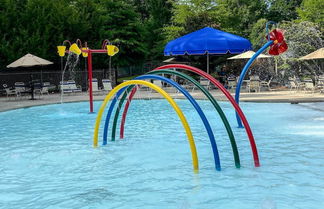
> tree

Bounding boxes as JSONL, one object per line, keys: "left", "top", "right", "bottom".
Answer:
{"left": 97, "top": 0, "right": 147, "bottom": 67}
{"left": 143, "top": 0, "right": 173, "bottom": 60}
{"left": 164, "top": 0, "right": 220, "bottom": 41}
{"left": 297, "top": 0, "right": 324, "bottom": 27}
{"left": 164, "top": 0, "right": 267, "bottom": 41}
{"left": 249, "top": 19, "right": 268, "bottom": 50}
{"left": 215, "top": 0, "right": 267, "bottom": 37}
{"left": 266, "top": 0, "right": 303, "bottom": 23}
{"left": 277, "top": 21, "right": 323, "bottom": 79}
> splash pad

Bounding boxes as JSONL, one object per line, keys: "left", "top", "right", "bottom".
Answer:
{"left": 57, "top": 39, "right": 119, "bottom": 112}
{"left": 93, "top": 22, "right": 287, "bottom": 172}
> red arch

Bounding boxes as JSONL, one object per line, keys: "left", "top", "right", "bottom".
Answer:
{"left": 120, "top": 64, "right": 260, "bottom": 167}
{"left": 120, "top": 87, "right": 137, "bottom": 139}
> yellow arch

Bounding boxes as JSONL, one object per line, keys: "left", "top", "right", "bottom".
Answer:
{"left": 93, "top": 80, "right": 199, "bottom": 171}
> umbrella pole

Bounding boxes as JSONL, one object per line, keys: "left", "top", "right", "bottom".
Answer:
{"left": 207, "top": 53, "right": 209, "bottom": 74}
{"left": 41, "top": 67, "right": 43, "bottom": 84}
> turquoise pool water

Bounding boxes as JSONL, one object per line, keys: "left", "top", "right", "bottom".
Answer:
{"left": 0, "top": 100, "right": 323, "bottom": 209}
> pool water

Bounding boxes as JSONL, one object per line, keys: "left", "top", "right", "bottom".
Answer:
{"left": 0, "top": 100, "right": 323, "bottom": 209}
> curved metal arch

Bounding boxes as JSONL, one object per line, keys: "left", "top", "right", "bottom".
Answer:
{"left": 103, "top": 75, "right": 221, "bottom": 171}
{"left": 93, "top": 80, "right": 199, "bottom": 171}
{"left": 235, "top": 41, "right": 273, "bottom": 127}
{"left": 115, "top": 70, "right": 240, "bottom": 168}
{"left": 153, "top": 64, "right": 260, "bottom": 167}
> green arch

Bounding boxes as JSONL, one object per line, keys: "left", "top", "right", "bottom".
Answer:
{"left": 111, "top": 69, "right": 240, "bottom": 168}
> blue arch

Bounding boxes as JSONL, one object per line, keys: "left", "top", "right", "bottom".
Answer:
{"left": 234, "top": 41, "right": 273, "bottom": 127}
{"left": 103, "top": 75, "right": 221, "bottom": 171}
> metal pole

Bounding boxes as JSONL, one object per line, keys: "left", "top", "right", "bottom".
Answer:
{"left": 87, "top": 50, "right": 94, "bottom": 113}
{"left": 109, "top": 56, "right": 112, "bottom": 80}
{"left": 207, "top": 53, "right": 209, "bottom": 74}
{"left": 234, "top": 41, "right": 273, "bottom": 128}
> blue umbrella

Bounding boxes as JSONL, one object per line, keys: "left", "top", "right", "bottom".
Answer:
{"left": 164, "top": 27, "right": 252, "bottom": 73}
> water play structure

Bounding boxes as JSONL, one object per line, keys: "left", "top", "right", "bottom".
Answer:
{"left": 235, "top": 21, "right": 288, "bottom": 127}
{"left": 93, "top": 22, "right": 287, "bottom": 171}
{"left": 57, "top": 39, "right": 119, "bottom": 112}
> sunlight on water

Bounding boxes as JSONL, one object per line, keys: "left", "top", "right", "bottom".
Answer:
{"left": 0, "top": 101, "right": 323, "bottom": 209}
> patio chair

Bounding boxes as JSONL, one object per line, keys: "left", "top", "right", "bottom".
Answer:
{"left": 227, "top": 78, "right": 237, "bottom": 92}
{"left": 14, "top": 82, "right": 29, "bottom": 97}
{"left": 43, "top": 82, "right": 56, "bottom": 93}
{"left": 14, "top": 82, "right": 26, "bottom": 93}
{"left": 260, "top": 77, "right": 273, "bottom": 91}
{"left": 59, "top": 81, "right": 73, "bottom": 94}
{"left": 304, "top": 81, "right": 315, "bottom": 93}
{"left": 248, "top": 76, "right": 260, "bottom": 92}
{"left": 102, "top": 79, "right": 112, "bottom": 92}
{"left": 68, "top": 80, "right": 82, "bottom": 93}
{"left": 288, "top": 80, "right": 298, "bottom": 91}
{"left": 181, "top": 80, "right": 196, "bottom": 92}
{"left": 200, "top": 77, "right": 211, "bottom": 90}
{"left": 40, "top": 86, "right": 50, "bottom": 95}
{"left": 151, "top": 80, "right": 163, "bottom": 92}
{"left": 33, "top": 82, "right": 43, "bottom": 98}
{"left": 3, "top": 84, "right": 20, "bottom": 99}
{"left": 316, "top": 75, "right": 324, "bottom": 93}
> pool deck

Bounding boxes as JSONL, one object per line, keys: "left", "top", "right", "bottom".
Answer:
{"left": 1, "top": 88, "right": 324, "bottom": 112}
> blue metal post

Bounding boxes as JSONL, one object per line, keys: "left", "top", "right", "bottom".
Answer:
{"left": 234, "top": 41, "right": 273, "bottom": 128}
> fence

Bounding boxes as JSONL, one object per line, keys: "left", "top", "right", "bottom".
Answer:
{"left": 0, "top": 62, "right": 162, "bottom": 91}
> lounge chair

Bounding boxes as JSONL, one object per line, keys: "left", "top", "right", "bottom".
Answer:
{"left": 248, "top": 76, "right": 260, "bottom": 92}
{"left": 182, "top": 80, "right": 195, "bottom": 92}
{"left": 102, "top": 79, "right": 112, "bottom": 92}
{"left": 227, "top": 77, "right": 237, "bottom": 92}
{"left": 150, "top": 80, "right": 163, "bottom": 92}
{"left": 43, "top": 82, "right": 56, "bottom": 93}
{"left": 200, "top": 77, "right": 211, "bottom": 90}
{"left": 67, "top": 80, "right": 82, "bottom": 93}
{"left": 153, "top": 80, "right": 163, "bottom": 88}
{"left": 91, "top": 78, "right": 101, "bottom": 94}
{"left": 59, "top": 81, "right": 73, "bottom": 94}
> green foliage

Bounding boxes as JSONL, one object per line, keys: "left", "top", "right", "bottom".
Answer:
{"left": 277, "top": 21, "right": 323, "bottom": 78}
{"left": 0, "top": 0, "right": 323, "bottom": 73}
{"left": 297, "top": 0, "right": 324, "bottom": 27}
{"left": 249, "top": 19, "right": 268, "bottom": 50}
{"left": 280, "top": 21, "right": 322, "bottom": 58}
{"left": 0, "top": 0, "right": 174, "bottom": 69}
{"left": 266, "top": 0, "right": 303, "bottom": 22}
{"left": 164, "top": 0, "right": 220, "bottom": 39}
{"left": 215, "top": 0, "right": 267, "bottom": 37}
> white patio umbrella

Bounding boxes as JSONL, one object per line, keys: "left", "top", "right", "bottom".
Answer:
{"left": 299, "top": 48, "right": 324, "bottom": 60}
{"left": 6, "top": 53, "right": 53, "bottom": 82}
{"left": 299, "top": 48, "right": 324, "bottom": 75}
{"left": 227, "top": 50, "right": 275, "bottom": 74}
{"left": 7, "top": 53, "right": 53, "bottom": 67}
{"left": 6, "top": 53, "right": 53, "bottom": 99}
{"left": 227, "top": 50, "right": 271, "bottom": 59}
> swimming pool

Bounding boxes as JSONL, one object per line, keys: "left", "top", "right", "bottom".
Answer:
{"left": 0, "top": 100, "right": 323, "bottom": 208}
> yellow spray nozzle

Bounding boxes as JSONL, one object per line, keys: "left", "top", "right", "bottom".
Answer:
{"left": 69, "top": 43, "right": 82, "bottom": 55}
{"left": 57, "top": 46, "right": 66, "bottom": 57}
{"left": 81, "top": 47, "right": 89, "bottom": 57}
{"left": 107, "top": 45, "right": 119, "bottom": 56}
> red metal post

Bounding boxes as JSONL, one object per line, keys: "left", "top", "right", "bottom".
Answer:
{"left": 87, "top": 50, "right": 94, "bottom": 113}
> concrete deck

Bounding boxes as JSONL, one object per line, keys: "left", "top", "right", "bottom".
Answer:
{"left": 1, "top": 88, "right": 324, "bottom": 112}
